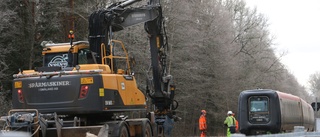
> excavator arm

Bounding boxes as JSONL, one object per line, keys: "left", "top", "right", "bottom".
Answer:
{"left": 88, "top": 0, "right": 178, "bottom": 115}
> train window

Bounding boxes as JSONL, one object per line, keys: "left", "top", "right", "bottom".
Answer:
{"left": 249, "top": 96, "right": 269, "bottom": 112}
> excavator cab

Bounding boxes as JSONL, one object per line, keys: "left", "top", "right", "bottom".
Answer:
{"left": 40, "top": 38, "right": 131, "bottom": 76}
{"left": 40, "top": 41, "right": 97, "bottom": 70}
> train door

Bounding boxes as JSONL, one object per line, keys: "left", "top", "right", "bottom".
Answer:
{"left": 279, "top": 98, "right": 284, "bottom": 131}
{"left": 298, "top": 101, "right": 303, "bottom": 126}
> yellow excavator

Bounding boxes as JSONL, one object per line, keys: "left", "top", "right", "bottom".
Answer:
{"left": 1, "top": 0, "right": 179, "bottom": 136}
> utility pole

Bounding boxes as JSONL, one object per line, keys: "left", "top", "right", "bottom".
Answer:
{"left": 316, "top": 97, "right": 318, "bottom": 132}
{"left": 316, "top": 97, "right": 318, "bottom": 117}
{"left": 64, "top": 0, "right": 74, "bottom": 41}
{"left": 69, "top": 0, "right": 74, "bottom": 31}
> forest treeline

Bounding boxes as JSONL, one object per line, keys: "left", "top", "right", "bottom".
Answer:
{"left": 0, "top": 0, "right": 313, "bottom": 136}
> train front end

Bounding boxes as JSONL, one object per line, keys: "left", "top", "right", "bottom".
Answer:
{"left": 238, "top": 89, "right": 281, "bottom": 135}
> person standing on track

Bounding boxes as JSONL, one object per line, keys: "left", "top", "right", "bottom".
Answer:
{"left": 199, "top": 110, "right": 207, "bottom": 137}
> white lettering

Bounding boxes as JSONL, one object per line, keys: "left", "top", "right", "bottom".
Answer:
{"left": 28, "top": 81, "right": 71, "bottom": 88}
{"left": 131, "top": 13, "right": 146, "bottom": 18}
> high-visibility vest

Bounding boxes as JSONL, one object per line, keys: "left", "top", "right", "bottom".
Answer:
{"left": 199, "top": 115, "right": 207, "bottom": 130}
{"left": 224, "top": 116, "right": 236, "bottom": 127}
{"left": 235, "top": 119, "right": 239, "bottom": 131}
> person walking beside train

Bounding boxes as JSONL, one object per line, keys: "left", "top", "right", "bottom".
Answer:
{"left": 199, "top": 110, "right": 207, "bottom": 137}
{"left": 224, "top": 111, "right": 237, "bottom": 137}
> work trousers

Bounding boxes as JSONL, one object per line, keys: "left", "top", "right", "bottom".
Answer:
{"left": 200, "top": 131, "right": 206, "bottom": 137}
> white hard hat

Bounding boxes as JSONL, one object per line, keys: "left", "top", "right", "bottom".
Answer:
{"left": 227, "top": 111, "right": 233, "bottom": 115}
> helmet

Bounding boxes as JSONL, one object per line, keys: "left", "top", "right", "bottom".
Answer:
{"left": 201, "top": 110, "right": 206, "bottom": 114}
{"left": 227, "top": 111, "right": 233, "bottom": 115}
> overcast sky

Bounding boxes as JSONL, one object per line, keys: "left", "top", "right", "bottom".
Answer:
{"left": 244, "top": 0, "right": 320, "bottom": 88}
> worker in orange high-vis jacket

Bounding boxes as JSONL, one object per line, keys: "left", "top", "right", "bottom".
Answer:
{"left": 199, "top": 110, "right": 207, "bottom": 137}
{"left": 232, "top": 113, "right": 239, "bottom": 132}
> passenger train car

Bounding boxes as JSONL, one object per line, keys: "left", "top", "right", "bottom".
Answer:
{"left": 238, "top": 89, "right": 314, "bottom": 135}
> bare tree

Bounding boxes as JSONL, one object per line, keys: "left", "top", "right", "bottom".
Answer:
{"left": 309, "top": 72, "right": 320, "bottom": 97}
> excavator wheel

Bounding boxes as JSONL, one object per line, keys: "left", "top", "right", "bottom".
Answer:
{"left": 119, "top": 124, "right": 129, "bottom": 137}
{"left": 142, "top": 121, "right": 152, "bottom": 137}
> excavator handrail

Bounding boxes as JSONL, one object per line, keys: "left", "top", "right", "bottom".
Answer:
{"left": 42, "top": 41, "right": 89, "bottom": 47}
{"left": 101, "top": 39, "right": 131, "bottom": 74}
{"left": 13, "top": 69, "right": 103, "bottom": 78}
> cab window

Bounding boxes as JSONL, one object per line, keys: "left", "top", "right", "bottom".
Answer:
{"left": 78, "top": 49, "right": 87, "bottom": 64}
{"left": 249, "top": 96, "right": 269, "bottom": 112}
{"left": 44, "top": 53, "right": 69, "bottom": 68}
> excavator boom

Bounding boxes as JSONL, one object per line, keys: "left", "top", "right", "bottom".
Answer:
{"left": 88, "top": 0, "right": 177, "bottom": 113}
